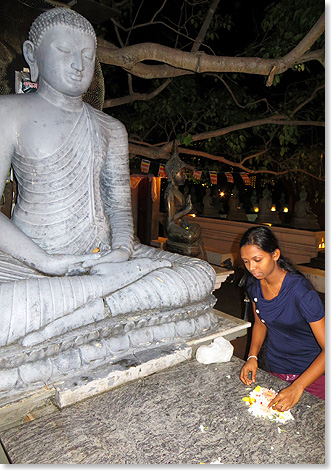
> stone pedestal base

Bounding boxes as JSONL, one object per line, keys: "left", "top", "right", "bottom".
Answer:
{"left": 165, "top": 238, "right": 202, "bottom": 257}
{"left": 226, "top": 211, "right": 248, "bottom": 222}
{"left": 0, "top": 309, "right": 250, "bottom": 428}
{"left": 289, "top": 218, "right": 320, "bottom": 230}
{"left": 255, "top": 212, "right": 281, "bottom": 225}
{"left": 0, "top": 297, "right": 218, "bottom": 403}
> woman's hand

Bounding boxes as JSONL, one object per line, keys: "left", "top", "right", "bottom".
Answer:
{"left": 240, "top": 357, "right": 258, "bottom": 386}
{"left": 268, "top": 382, "right": 304, "bottom": 412}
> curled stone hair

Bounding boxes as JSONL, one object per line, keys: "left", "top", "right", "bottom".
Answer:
{"left": 28, "top": 7, "right": 97, "bottom": 48}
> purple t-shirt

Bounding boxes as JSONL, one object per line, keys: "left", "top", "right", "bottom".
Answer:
{"left": 247, "top": 272, "right": 324, "bottom": 374}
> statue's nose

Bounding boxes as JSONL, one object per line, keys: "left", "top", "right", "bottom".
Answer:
{"left": 71, "top": 52, "right": 84, "bottom": 72}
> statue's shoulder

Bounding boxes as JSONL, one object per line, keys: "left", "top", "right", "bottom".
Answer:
{"left": 0, "top": 94, "right": 33, "bottom": 136}
{"left": 0, "top": 93, "right": 26, "bottom": 118}
{"left": 85, "top": 103, "right": 127, "bottom": 136}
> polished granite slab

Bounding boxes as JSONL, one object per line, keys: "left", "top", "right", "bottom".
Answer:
{"left": 0, "top": 356, "right": 324, "bottom": 464}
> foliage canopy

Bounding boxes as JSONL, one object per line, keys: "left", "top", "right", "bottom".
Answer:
{"left": 95, "top": 0, "right": 324, "bottom": 198}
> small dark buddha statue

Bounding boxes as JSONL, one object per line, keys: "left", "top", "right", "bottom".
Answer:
{"left": 289, "top": 186, "right": 320, "bottom": 230}
{"left": 164, "top": 150, "right": 203, "bottom": 256}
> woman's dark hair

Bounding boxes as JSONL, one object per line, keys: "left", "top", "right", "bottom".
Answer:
{"left": 238, "top": 226, "right": 303, "bottom": 286}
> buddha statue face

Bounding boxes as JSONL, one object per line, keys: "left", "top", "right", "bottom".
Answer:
{"left": 35, "top": 24, "right": 95, "bottom": 96}
{"left": 173, "top": 167, "right": 187, "bottom": 186}
{"left": 23, "top": 8, "right": 96, "bottom": 97}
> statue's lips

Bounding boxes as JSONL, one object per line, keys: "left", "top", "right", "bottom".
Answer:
{"left": 68, "top": 74, "right": 83, "bottom": 82}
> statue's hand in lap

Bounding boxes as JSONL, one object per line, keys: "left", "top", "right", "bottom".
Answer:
{"left": 90, "top": 258, "right": 172, "bottom": 277}
{"left": 40, "top": 253, "right": 101, "bottom": 276}
{"left": 84, "top": 248, "right": 131, "bottom": 267}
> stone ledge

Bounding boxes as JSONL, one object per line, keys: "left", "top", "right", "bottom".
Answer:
{"left": 55, "top": 343, "right": 192, "bottom": 408}
{"left": 0, "top": 310, "right": 251, "bottom": 424}
{"left": 55, "top": 310, "right": 250, "bottom": 408}
{"left": 0, "top": 388, "right": 56, "bottom": 433}
{"left": 212, "top": 266, "right": 234, "bottom": 290}
{"left": 157, "top": 216, "right": 325, "bottom": 265}
{"left": 45, "top": 310, "right": 251, "bottom": 409}
{"left": 187, "top": 309, "right": 250, "bottom": 349}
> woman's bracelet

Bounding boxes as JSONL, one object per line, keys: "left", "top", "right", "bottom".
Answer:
{"left": 247, "top": 355, "right": 258, "bottom": 361}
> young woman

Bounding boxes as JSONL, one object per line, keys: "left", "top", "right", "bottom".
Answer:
{"left": 239, "top": 226, "right": 325, "bottom": 411}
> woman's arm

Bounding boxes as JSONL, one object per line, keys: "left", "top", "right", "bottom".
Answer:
{"left": 268, "top": 317, "right": 325, "bottom": 411}
{"left": 240, "top": 303, "right": 267, "bottom": 385}
{"left": 292, "top": 317, "right": 325, "bottom": 388}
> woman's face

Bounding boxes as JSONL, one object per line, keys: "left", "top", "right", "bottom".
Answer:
{"left": 35, "top": 24, "right": 96, "bottom": 97}
{"left": 240, "top": 244, "right": 280, "bottom": 280}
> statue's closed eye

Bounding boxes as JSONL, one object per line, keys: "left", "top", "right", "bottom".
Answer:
{"left": 82, "top": 52, "right": 94, "bottom": 60}
{"left": 55, "top": 45, "right": 71, "bottom": 53}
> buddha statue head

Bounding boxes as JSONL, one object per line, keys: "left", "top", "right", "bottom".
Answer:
{"left": 299, "top": 186, "right": 308, "bottom": 201}
{"left": 165, "top": 143, "right": 194, "bottom": 187}
{"left": 22, "top": 8, "right": 97, "bottom": 95}
{"left": 165, "top": 152, "right": 186, "bottom": 180}
{"left": 165, "top": 152, "right": 188, "bottom": 186}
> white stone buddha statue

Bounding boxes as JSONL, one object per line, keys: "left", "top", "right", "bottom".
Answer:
{"left": 0, "top": 8, "right": 217, "bottom": 397}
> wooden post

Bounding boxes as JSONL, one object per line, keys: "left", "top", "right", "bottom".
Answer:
{"left": 149, "top": 177, "right": 161, "bottom": 244}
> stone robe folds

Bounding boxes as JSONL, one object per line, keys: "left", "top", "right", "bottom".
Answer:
{"left": 0, "top": 104, "right": 216, "bottom": 348}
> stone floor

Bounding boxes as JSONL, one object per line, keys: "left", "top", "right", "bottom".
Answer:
{"left": 0, "top": 356, "right": 324, "bottom": 464}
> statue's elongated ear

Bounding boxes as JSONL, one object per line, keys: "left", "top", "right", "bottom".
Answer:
{"left": 23, "top": 40, "right": 39, "bottom": 82}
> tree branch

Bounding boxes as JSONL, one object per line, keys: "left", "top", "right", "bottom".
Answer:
{"left": 128, "top": 114, "right": 324, "bottom": 159}
{"left": 290, "top": 84, "right": 325, "bottom": 117}
{"left": 127, "top": 109, "right": 324, "bottom": 181}
{"left": 191, "top": 0, "right": 220, "bottom": 52}
{"left": 281, "top": 13, "right": 325, "bottom": 68}
{"left": 96, "top": 13, "right": 325, "bottom": 81}
{"left": 240, "top": 149, "right": 268, "bottom": 165}
{"left": 103, "top": 78, "right": 173, "bottom": 108}
{"left": 178, "top": 148, "right": 324, "bottom": 180}
{"left": 209, "top": 73, "right": 272, "bottom": 111}
{"left": 128, "top": 142, "right": 324, "bottom": 181}
{"left": 188, "top": 116, "right": 324, "bottom": 144}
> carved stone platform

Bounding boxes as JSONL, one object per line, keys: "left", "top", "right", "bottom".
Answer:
{"left": 0, "top": 297, "right": 217, "bottom": 400}
{"left": 0, "top": 309, "right": 250, "bottom": 430}
{"left": 297, "top": 264, "right": 325, "bottom": 293}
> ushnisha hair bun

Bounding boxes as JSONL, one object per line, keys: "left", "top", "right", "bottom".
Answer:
{"left": 28, "top": 7, "right": 97, "bottom": 48}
